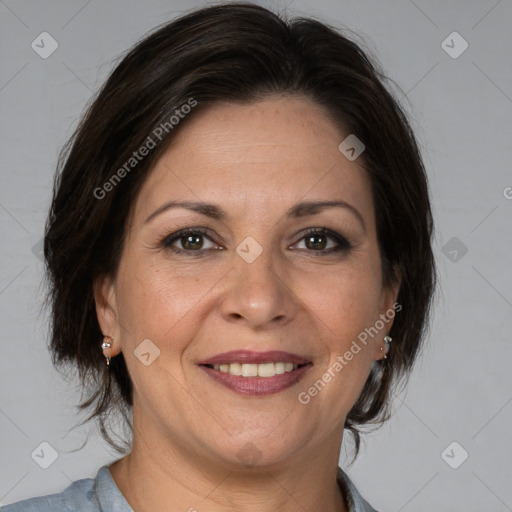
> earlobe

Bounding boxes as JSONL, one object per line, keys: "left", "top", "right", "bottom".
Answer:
{"left": 93, "top": 274, "right": 121, "bottom": 356}
{"left": 375, "top": 265, "right": 400, "bottom": 361}
{"left": 373, "top": 335, "right": 392, "bottom": 361}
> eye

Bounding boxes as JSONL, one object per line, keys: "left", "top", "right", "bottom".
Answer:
{"left": 292, "top": 228, "right": 351, "bottom": 254}
{"left": 160, "top": 226, "right": 351, "bottom": 255}
{"left": 161, "top": 227, "right": 221, "bottom": 254}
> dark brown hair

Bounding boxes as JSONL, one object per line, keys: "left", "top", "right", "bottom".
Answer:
{"left": 44, "top": 2, "right": 436, "bottom": 460}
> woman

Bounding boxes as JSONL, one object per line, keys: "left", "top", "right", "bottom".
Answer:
{"left": 3, "top": 3, "right": 435, "bottom": 511}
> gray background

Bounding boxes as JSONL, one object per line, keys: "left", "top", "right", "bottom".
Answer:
{"left": 1, "top": 0, "right": 511, "bottom": 510}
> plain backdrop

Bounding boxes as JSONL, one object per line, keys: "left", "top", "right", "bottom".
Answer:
{"left": 0, "top": 1, "right": 511, "bottom": 510}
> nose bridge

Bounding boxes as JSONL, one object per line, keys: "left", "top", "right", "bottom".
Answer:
{"left": 235, "top": 236, "right": 282, "bottom": 299}
{"left": 220, "top": 235, "right": 296, "bottom": 328}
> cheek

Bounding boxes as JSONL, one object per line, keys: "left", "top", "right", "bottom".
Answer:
{"left": 306, "top": 286, "right": 379, "bottom": 418}
{"left": 303, "top": 261, "right": 383, "bottom": 401}
{"left": 114, "top": 255, "right": 225, "bottom": 383}
{"left": 116, "top": 256, "right": 201, "bottom": 336}
{"left": 308, "top": 262, "right": 383, "bottom": 337}
{"left": 113, "top": 260, "right": 199, "bottom": 399}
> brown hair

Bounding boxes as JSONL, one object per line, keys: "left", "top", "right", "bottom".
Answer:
{"left": 44, "top": 2, "right": 436, "bottom": 459}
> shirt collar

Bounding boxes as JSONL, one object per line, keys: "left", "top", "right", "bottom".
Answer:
{"left": 94, "top": 466, "right": 133, "bottom": 512}
{"left": 337, "top": 466, "right": 378, "bottom": 512}
{"left": 94, "top": 464, "right": 375, "bottom": 512}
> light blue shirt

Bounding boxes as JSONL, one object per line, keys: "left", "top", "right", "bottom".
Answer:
{"left": 1, "top": 465, "right": 379, "bottom": 512}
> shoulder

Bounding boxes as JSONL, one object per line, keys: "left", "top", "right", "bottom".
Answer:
{"left": 0, "top": 466, "right": 124, "bottom": 512}
{"left": 337, "top": 467, "right": 381, "bottom": 512}
{"left": 0, "top": 478, "right": 95, "bottom": 512}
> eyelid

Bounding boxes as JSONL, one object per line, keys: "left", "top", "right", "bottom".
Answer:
{"left": 160, "top": 225, "right": 351, "bottom": 254}
{"left": 293, "top": 227, "right": 351, "bottom": 251}
{"left": 160, "top": 226, "right": 220, "bottom": 250}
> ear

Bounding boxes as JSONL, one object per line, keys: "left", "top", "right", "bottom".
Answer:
{"left": 373, "top": 264, "right": 401, "bottom": 360}
{"left": 94, "top": 274, "right": 122, "bottom": 357}
{"left": 382, "top": 263, "right": 401, "bottom": 314}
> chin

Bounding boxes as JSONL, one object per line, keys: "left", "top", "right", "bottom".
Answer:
{"left": 202, "top": 428, "right": 305, "bottom": 471}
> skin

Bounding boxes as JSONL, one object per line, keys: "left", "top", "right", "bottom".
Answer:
{"left": 95, "top": 95, "right": 399, "bottom": 512}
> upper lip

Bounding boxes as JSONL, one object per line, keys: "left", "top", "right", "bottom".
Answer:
{"left": 198, "top": 350, "right": 311, "bottom": 365}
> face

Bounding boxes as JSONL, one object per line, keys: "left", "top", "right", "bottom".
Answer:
{"left": 96, "top": 96, "right": 399, "bottom": 470}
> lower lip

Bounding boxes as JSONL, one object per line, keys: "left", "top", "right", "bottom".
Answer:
{"left": 199, "top": 364, "right": 312, "bottom": 396}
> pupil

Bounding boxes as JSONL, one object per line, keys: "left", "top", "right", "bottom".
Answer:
{"left": 184, "top": 234, "right": 202, "bottom": 250}
{"left": 181, "top": 233, "right": 328, "bottom": 251}
{"left": 306, "top": 234, "right": 326, "bottom": 250}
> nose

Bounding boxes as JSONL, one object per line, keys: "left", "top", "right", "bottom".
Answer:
{"left": 219, "top": 247, "right": 298, "bottom": 330}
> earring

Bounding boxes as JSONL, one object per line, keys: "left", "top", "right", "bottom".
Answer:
{"left": 101, "top": 336, "right": 113, "bottom": 367}
{"left": 383, "top": 335, "right": 392, "bottom": 360}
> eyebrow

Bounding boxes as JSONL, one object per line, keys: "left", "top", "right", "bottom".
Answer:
{"left": 144, "top": 199, "right": 366, "bottom": 231}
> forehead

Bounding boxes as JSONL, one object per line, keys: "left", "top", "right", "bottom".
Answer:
{"left": 132, "top": 96, "right": 374, "bottom": 226}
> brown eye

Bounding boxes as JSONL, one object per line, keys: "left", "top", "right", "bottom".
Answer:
{"left": 295, "top": 228, "right": 351, "bottom": 253}
{"left": 162, "top": 227, "right": 220, "bottom": 253}
{"left": 160, "top": 226, "right": 350, "bottom": 256}
{"left": 180, "top": 233, "right": 204, "bottom": 250}
{"left": 305, "top": 232, "right": 328, "bottom": 250}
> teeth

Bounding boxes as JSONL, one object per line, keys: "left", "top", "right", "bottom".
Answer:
{"left": 257, "top": 363, "right": 275, "bottom": 377}
{"left": 241, "top": 363, "right": 258, "bottom": 377}
{"left": 211, "top": 362, "right": 300, "bottom": 377}
{"left": 275, "top": 362, "right": 285, "bottom": 374}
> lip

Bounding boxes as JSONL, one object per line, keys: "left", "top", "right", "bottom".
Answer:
{"left": 197, "top": 350, "right": 311, "bottom": 365}
{"left": 199, "top": 363, "right": 312, "bottom": 396}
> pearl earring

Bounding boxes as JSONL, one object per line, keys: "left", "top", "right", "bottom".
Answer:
{"left": 383, "top": 335, "right": 392, "bottom": 359}
{"left": 101, "top": 336, "right": 113, "bottom": 367}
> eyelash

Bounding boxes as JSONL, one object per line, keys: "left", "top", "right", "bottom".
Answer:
{"left": 159, "top": 226, "right": 352, "bottom": 256}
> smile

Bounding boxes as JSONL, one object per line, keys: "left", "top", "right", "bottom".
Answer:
{"left": 205, "top": 362, "right": 302, "bottom": 377}
{"left": 199, "top": 353, "right": 313, "bottom": 395}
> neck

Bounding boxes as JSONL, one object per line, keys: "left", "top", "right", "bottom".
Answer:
{"left": 109, "top": 416, "right": 348, "bottom": 512}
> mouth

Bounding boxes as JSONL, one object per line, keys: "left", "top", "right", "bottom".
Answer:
{"left": 201, "top": 361, "right": 309, "bottom": 377}
{"left": 198, "top": 350, "right": 312, "bottom": 396}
